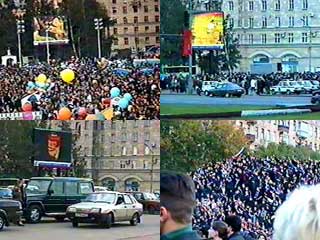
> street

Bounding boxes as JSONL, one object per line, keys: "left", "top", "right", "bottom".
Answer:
{"left": 0, "top": 215, "right": 159, "bottom": 240}
{"left": 161, "top": 94, "right": 312, "bottom": 107}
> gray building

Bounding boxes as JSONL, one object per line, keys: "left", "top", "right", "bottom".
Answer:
{"left": 223, "top": 0, "right": 320, "bottom": 73}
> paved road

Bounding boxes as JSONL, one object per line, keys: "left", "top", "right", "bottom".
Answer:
{"left": 0, "top": 215, "right": 159, "bottom": 240}
{"left": 161, "top": 94, "right": 312, "bottom": 107}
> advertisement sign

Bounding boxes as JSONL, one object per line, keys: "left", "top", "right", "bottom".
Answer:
{"left": 191, "top": 12, "right": 224, "bottom": 50}
{"left": 33, "top": 16, "right": 69, "bottom": 45}
{"left": 34, "top": 128, "right": 72, "bottom": 163}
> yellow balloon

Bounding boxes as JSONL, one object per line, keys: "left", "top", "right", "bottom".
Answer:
{"left": 60, "top": 69, "right": 75, "bottom": 84}
{"left": 37, "top": 74, "right": 47, "bottom": 84}
{"left": 102, "top": 108, "right": 114, "bottom": 120}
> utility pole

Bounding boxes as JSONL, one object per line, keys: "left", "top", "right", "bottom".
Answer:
{"left": 187, "top": 0, "right": 193, "bottom": 94}
{"left": 45, "top": 24, "right": 50, "bottom": 64}
{"left": 94, "top": 18, "right": 104, "bottom": 59}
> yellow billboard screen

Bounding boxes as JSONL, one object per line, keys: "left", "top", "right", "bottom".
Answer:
{"left": 33, "top": 16, "right": 69, "bottom": 45}
{"left": 191, "top": 12, "right": 224, "bottom": 50}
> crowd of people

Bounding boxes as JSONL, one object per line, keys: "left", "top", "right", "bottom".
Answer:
{"left": 0, "top": 56, "right": 160, "bottom": 120}
{"left": 161, "top": 72, "right": 320, "bottom": 95}
{"left": 192, "top": 155, "right": 320, "bottom": 239}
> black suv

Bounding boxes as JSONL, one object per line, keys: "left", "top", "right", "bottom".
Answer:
{"left": 0, "top": 199, "right": 23, "bottom": 230}
{"left": 25, "top": 177, "right": 94, "bottom": 223}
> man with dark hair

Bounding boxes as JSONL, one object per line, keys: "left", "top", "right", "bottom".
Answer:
{"left": 225, "top": 215, "right": 245, "bottom": 240}
{"left": 160, "top": 172, "right": 201, "bottom": 240}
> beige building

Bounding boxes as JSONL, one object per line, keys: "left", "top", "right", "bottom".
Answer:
{"left": 235, "top": 120, "right": 320, "bottom": 151}
{"left": 51, "top": 120, "right": 160, "bottom": 192}
{"left": 98, "top": 0, "right": 160, "bottom": 52}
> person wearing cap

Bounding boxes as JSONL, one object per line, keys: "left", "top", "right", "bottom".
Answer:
{"left": 160, "top": 171, "right": 201, "bottom": 240}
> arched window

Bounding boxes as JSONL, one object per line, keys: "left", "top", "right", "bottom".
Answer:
{"left": 252, "top": 54, "right": 270, "bottom": 63}
{"left": 102, "top": 177, "right": 116, "bottom": 191}
{"left": 125, "top": 178, "right": 140, "bottom": 191}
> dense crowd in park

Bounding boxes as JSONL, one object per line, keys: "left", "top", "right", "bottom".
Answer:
{"left": 0, "top": 55, "right": 160, "bottom": 120}
{"left": 192, "top": 155, "right": 320, "bottom": 239}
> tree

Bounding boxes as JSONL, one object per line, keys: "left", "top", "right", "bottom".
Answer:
{"left": 160, "top": 0, "right": 185, "bottom": 65}
{"left": 255, "top": 143, "right": 320, "bottom": 161}
{"left": 161, "top": 120, "right": 248, "bottom": 173}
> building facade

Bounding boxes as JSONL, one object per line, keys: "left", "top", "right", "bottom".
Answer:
{"left": 98, "top": 0, "right": 160, "bottom": 52}
{"left": 222, "top": 0, "right": 320, "bottom": 73}
{"left": 52, "top": 120, "right": 160, "bottom": 192}
{"left": 235, "top": 120, "right": 320, "bottom": 150}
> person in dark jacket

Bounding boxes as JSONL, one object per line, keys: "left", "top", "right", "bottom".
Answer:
{"left": 160, "top": 172, "right": 201, "bottom": 240}
{"left": 12, "top": 179, "right": 25, "bottom": 226}
{"left": 225, "top": 215, "right": 245, "bottom": 240}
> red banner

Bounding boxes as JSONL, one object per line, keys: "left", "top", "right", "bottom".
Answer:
{"left": 182, "top": 30, "right": 192, "bottom": 57}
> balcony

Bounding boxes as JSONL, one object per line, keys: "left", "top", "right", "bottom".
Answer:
{"left": 278, "top": 125, "right": 289, "bottom": 133}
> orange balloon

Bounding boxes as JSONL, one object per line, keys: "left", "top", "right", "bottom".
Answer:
{"left": 85, "top": 114, "right": 97, "bottom": 120}
{"left": 58, "top": 107, "right": 72, "bottom": 120}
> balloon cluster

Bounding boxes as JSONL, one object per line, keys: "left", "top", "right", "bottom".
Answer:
{"left": 110, "top": 87, "right": 133, "bottom": 110}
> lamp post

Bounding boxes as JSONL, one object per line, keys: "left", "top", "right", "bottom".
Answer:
{"left": 45, "top": 24, "right": 50, "bottom": 64}
{"left": 144, "top": 143, "right": 157, "bottom": 193}
{"left": 94, "top": 18, "right": 104, "bottom": 59}
{"left": 16, "top": 19, "right": 25, "bottom": 68}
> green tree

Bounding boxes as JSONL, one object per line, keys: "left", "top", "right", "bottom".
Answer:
{"left": 160, "top": 0, "right": 185, "bottom": 65}
{"left": 161, "top": 120, "right": 247, "bottom": 173}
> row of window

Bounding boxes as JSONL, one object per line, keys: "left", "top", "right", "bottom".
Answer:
{"left": 114, "top": 36, "right": 160, "bottom": 45}
{"left": 112, "top": 5, "right": 159, "bottom": 14}
{"left": 238, "top": 32, "right": 314, "bottom": 44}
{"left": 120, "top": 15, "right": 160, "bottom": 24}
{"left": 113, "top": 26, "right": 160, "bottom": 35}
{"left": 228, "top": 0, "right": 309, "bottom": 12}
{"left": 231, "top": 15, "right": 312, "bottom": 29}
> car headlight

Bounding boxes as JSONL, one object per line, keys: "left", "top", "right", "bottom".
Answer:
{"left": 68, "top": 207, "right": 76, "bottom": 213}
{"left": 90, "top": 208, "right": 101, "bottom": 213}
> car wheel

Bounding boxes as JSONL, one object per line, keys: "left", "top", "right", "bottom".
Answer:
{"left": 225, "top": 93, "right": 230, "bottom": 98}
{"left": 26, "top": 205, "right": 42, "bottom": 223}
{"left": 72, "top": 221, "right": 78, "bottom": 228}
{"left": 130, "top": 213, "right": 139, "bottom": 226}
{"left": 104, "top": 213, "right": 112, "bottom": 229}
{"left": 55, "top": 216, "right": 65, "bottom": 222}
{"left": 237, "top": 94, "right": 242, "bottom": 98}
{"left": 0, "top": 215, "right": 5, "bottom": 231}
{"left": 204, "top": 91, "right": 209, "bottom": 96}
{"left": 286, "top": 90, "right": 291, "bottom": 95}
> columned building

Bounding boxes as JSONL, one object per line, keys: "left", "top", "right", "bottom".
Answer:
{"left": 97, "top": 0, "right": 160, "bottom": 52}
{"left": 235, "top": 120, "right": 320, "bottom": 150}
{"left": 223, "top": 0, "right": 320, "bottom": 73}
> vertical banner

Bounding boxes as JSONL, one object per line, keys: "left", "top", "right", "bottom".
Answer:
{"left": 191, "top": 12, "right": 224, "bottom": 50}
{"left": 182, "top": 30, "right": 193, "bottom": 57}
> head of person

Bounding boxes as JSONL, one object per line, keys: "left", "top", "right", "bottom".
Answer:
{"left": 273, "top": 184, "right": 320, "bottom": 240}
{"left": 160, "top": 171, "right": 196, "bottom": 235}
{"left": 225, "top": 215, "right": 242, "bottom": 236}
{"left": 209, "top": 221, "right": 229, "bottom": 240}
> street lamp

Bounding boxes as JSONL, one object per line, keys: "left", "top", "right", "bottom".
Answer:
{"left": 45, "top": 24, "right": 50, "bottom": 64}
{"left": 94, "top": 18, "right": 104, "bottom": 59}
{"left": 144, "top": 143, "right": 157, "bottom": 193}
{"left": 16, "top": 19, "right": 25, "bottom": 68}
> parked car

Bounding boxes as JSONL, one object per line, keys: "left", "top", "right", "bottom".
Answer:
{"left": 270, "top": 81, "right": 303, "bottom": 94}
{"left": 66, "top": 191, "right": 143, "bottom": 228}
{"left": 297, "top": 80, "right": 317, "bottom": 93}
{"left": 126, "top": 192, "right": 160, "bottom": 214}
{"left": 0, "top": 199, "right": 23, "bottom": 230}
{"left": 311, "top": 80, "right": 320, "bottom": 90}
{"left": 94, "top": 186, "right": 109, "bottom": 192}
{"left": 0, "top": 188, "right": 13, "bottom": 199}
{"left": 153, "top": 191, "right": 160, "bottom": 200}
{"left": 0, "top": 178, "right": 19, "bottom": 188}
{"left": 25, "top": 177, "right": 94, "bottom": 223}
{"left": 207, "top": 82, "right": 245, "bottom": 97}
{"left": 311, "top": 90, "right": 320, "bottom": 104}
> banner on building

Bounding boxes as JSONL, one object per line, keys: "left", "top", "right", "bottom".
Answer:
{"left": 191, "top": 12, "right": 224, "bottom": 50}
{"left": 182, "top": 30, "right": 192, "bottom": 56}
{"left": 33, "top": 16, "right": 69, "bottom": 45}
{"left": 33, "top": 128, "right": 72, "bottom": 164}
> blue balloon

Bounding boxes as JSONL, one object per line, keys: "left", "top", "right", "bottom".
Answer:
{"left": 119, "top": 98, "right": 129, "bottom": 109}
{"left": 110, "top": 87, "right": 121, "bottom": 98}
{"left": 95, "top": 113, "right": 105, "bottom": 121}
{"left": 27, "top": 82, "right": 36, "bottom": 89}
{"left": 123, "top": 93, "right": 132, "bottom": 101}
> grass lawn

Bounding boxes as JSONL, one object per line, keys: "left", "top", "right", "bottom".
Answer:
{"left": 241, "top": 112, "right": 320, "bottom": 120}
{"left": 161, "top": 104, "right": 274, "bottom": 115}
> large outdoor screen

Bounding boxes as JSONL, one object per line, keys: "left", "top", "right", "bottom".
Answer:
{"left": 34, "top": 128, "right": 72, "bottom": 162}
{"left": 191, "top": 12, "right": 224, "bottom": 50}
{"left": 33, "top": 16, "right": 69, "bottom": 45}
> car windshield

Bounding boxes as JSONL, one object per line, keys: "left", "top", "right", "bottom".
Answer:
{"left": 26, "top": 180, "right": 51, "bottom": 195}
{"left": 83, "top": 193, "right": 116, "bottom": 204}
{"left": 0, "top": 188, "right": 12, "bottom": 198}
{"left": 144, "top": 193, "right": 158, "bottom": 200}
